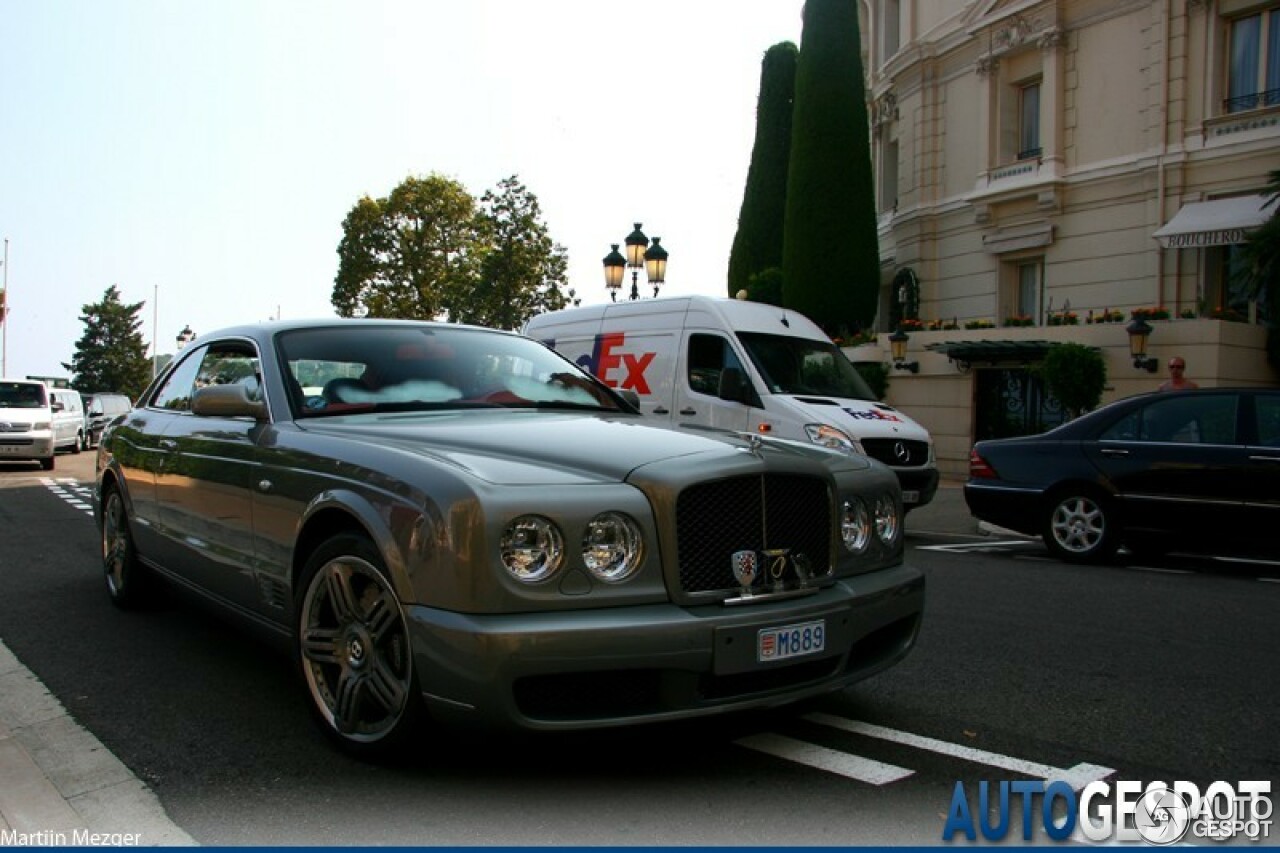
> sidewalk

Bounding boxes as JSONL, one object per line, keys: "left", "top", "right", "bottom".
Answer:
{"left": 0, "top": 640, "right": 194, "bottom": 847}
{"left": 0, "top": 481, "right": 989, "bottom": 848}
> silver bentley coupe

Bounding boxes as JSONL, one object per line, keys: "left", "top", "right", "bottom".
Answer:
{"left": 94, "top": 319, "right": 923, "bottom": 757}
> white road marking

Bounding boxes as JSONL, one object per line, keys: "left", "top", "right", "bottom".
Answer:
{"left": 40, "top": 478, "right": 94, "bottom": 516}
{"left": 918, "top": 540, "right": 1038, "bottom": 552}
{"left": 735, "top": 732, "right": 914, "bottom": 785}
{"left": 802, "top": 713, "right": 1115, "bottom": 792}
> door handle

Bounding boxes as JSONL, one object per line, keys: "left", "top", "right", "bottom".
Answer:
{"left": 680, "top": 408, "right": 696, "bottom": 416}
{"left": 1249, "top": 455, "right": 1280, "bottom": 463}
{"left": 653, "top": 407, "right": 669, "bottom": 415}
{"left": 1100, "top": 448, "right": 1129, "bottom": 457}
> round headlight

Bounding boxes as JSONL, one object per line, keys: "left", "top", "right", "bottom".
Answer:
{"left": 874, "top": 495, "right": 901, "bottom": 544}
{"left": 582, "top": 512, "right": 643, "bottom": 583}
{"left": 500, "top": 516, "right": 564, "bottom": 582}
{"left": 841, "top": 498, "right": 871, "bottom": 553}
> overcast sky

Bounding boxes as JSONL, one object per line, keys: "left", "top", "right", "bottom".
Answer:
{"left": 1, "top": 0, "right": 807, "bottom": 381}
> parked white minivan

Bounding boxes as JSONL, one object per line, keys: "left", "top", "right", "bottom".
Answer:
{"left": 48, "top": 387, "right": 86, "bottom": 455}
{"left": 523, "top": 295, "right": 939, "bottom": 510}
{"left": 0, "top": 379, "right": 61, "bottom": 470}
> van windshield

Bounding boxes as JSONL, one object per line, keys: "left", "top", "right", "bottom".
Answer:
{"left": 0, "top": 382, "right": 48, "bottom": 408}
{"left": 737, "top": 332, "right": 877, "bottom": 401}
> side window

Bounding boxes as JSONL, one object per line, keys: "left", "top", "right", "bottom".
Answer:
{"left": 151, "top": 343, "right": 261, "bottom": 411}
{"left": 1136, "top": 395, "right": 1238, "bottom": 444}
{"left": 687, "top": 333, "right": 742, "bottom": 397}
{"left": 1254, "top": 394, "right": 1280, "bottom": 447}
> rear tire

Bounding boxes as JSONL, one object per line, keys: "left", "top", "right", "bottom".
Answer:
{"left": 295, "top": 533, "right": 424, "bottom": 760}
{"left": 1041, "top": 488, "right": 1119, "bottom": 563}
{"left": 101, "top": 486, "right": 152, "bottom": 608}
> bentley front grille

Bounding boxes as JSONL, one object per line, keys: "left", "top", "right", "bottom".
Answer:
{"left": 675, "top": 474, "right": 831, "bottom": 594}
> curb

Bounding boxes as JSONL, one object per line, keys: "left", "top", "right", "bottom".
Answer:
{"left": 0, "top": 639, "right": 196, "bottom": 847}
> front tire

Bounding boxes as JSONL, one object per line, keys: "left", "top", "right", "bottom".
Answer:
{"left": 102, "top": 486, "right": 151, "bottom": 608}
{"left": 40, "top": 455, "right": 55, "bottom": 471}
{"left": 295, "top": 534, "right": 423, "bottom": 759}
{"left": 1041, "top": 488, "right": 1119, "bottom": 563}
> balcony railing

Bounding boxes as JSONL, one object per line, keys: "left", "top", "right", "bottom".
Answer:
{"left": 1225, "top": 88, "right": 1280, "bottom": 113}
{"left": 1017, "top": 146, "right": 1043, "bottom": 161}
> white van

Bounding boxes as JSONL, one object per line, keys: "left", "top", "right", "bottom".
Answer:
{"left": 48, "top": 388, "right": 86, "bottom": 454}
{"left": 523, "top": 295, "right": 939, "bottom": 510}
{"left": 0, "top": 378, "right": 60, "bottom": 470}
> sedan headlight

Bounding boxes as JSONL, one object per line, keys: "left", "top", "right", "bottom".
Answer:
{"left": 803, "top": 424, "right": 864, "bottom": 455}
{"left": 500, "top": 515, "right": 564, "bottom": 582}
{"left": 582, "top": 512, "right": 643, "bottom": 583}
{"left": 874, "top": 495, "right": 901, "bottom": 544}
{"left": 840, "top": 498, "right": 871, "bottom": 553}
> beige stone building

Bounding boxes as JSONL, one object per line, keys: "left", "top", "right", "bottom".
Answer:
{"left": 851, "top": 0, "right": 1279, "bottom": 477}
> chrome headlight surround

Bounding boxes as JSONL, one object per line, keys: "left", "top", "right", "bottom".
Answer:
{"left": 840, "top": 498, "right": 872, "bottom": 553}
{"left": 500, "top": 515, "right": 564, "bottom": 583}
{"left": 582, "top": 512, "right": 644, "bottom": 583}
{"left": 874, "top": 495, "right": 901, "bottom": 545}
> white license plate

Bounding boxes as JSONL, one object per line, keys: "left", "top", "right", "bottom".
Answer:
{"left": 901, "top": 490, "right": 920, "bottom": 504}
{"left": 758, "top": 620, "right": 825, "bottom": 662}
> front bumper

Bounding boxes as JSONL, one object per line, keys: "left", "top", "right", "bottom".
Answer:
{"left": 0, "top": 436, "right": 55, "bottom": 462}
{"left": 406, "top": 563, "right": 924, "bottom": 731}
{"left": 895, "top": 466, "right": 941, "bottom": 509}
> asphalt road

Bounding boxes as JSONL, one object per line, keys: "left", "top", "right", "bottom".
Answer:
{"left": 1, "top": 450, "right": 1277, "bottom": 845}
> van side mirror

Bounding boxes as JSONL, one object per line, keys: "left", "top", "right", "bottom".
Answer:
{"left": 51, "top": 400, "right": 65, "bottom": 413}
{"left": 717, "top": 367, "right": 752, "bottom": 405}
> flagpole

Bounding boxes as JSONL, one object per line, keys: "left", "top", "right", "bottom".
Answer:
{"left": 153, "top": 284, "right": 159, "bottom": 378}
{"left": 2, "top": 238, "right": 8, "bottom": 377}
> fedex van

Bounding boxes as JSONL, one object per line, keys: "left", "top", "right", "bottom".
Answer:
{"left": 523, "top": 295, "right": 939, "bottom": 510}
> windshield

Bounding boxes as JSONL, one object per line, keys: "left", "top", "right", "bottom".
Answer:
{"left": 278, "top": 325, "right": 630, "bottom": 418}
{"left": 737, "top": 331, "right": 877, "bottom": 401}
{"left": 0, "top": 382, "right": 48, "bottom": 408}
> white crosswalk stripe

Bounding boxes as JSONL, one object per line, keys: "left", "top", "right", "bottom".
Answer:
{"left": 40, "top": 477, "right": 94, "bottom": 516}
{"left": 737, "top": 712, "right": 1115, "bottom": 790}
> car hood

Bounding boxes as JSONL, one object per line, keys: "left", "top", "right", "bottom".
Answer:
{"left": 776, "top": 395, "right": 931, "bottom": 441}
{"left": 296, "top": 411, "right": 851, "bottom": 486}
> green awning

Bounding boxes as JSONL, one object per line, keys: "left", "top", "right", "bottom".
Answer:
{"left": 924, "top": 339, "right": 1060, "bottom": 367}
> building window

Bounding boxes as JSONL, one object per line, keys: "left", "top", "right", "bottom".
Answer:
{"left": 1018, "top": 80, "right": 1042, "bottom": 159}
{"left": 881, "top": 0, "right": 901, "bottom": 64}
{"left": 879, "top": 138, "right": 899, "bottom": 213}
{"left": 1007, "top": 258, "right": 1044, "bottom": 323}
{"left": 1227, "top": 8, "right": 1280, "bottom": 113}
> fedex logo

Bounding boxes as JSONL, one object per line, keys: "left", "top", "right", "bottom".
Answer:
{"left": 569, "top": 332, "right": 656, "bottom": 395}
{"left": 842, "top": 406, "right": 904, "bottom": 423}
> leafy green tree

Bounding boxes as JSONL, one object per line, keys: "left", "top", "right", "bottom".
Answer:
{"left": 1038, "top": 343, "right": 1107, "bottom": 420}
{"left": 781, "top": 0, "right": 879, "bottom": 335}
{"left": 1237, "top": 169, "right": 1280, "bottom": 370}
{"left": 728, "top": 42, "right": 798, "bottom": 299}
{"left": 332, "top": 174, "right": 481, "bottom": 320}
{"left": 450, "top": 176, "right": 570, "bottom": 330}
{"left": 63, "top": 285, "right": 153, "bottom": 399}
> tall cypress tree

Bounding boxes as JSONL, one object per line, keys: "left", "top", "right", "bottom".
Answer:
{"left": 728, "top": 41, "right": 798, "bottom": 299}
{"left": 781, "top": 0, "right": 880, "bottom": 334}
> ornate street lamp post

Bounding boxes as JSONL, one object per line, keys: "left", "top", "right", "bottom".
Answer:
{"left": 603, "top": 223, "right": 668, "bottom": 301}
{"left": 176, "top": 325, "right": 196, "bottom": 351}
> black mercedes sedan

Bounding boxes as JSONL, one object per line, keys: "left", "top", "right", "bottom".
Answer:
{"left": 964, "top": 387, "right": 1280, "bottom": 563}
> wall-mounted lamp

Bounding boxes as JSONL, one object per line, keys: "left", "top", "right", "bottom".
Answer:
{"left": 889, "top": 329, "right": 919, "bottom": 373}
{"left": 1125, "top": 317, "right": 1157, "bottom": 372}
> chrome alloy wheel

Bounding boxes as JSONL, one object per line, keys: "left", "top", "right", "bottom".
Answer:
{"left": 1049, "top": 494, "right": 1106, "bottom": 555}
{"left": 298, "top": 554, "right": 412, "bottom": 743}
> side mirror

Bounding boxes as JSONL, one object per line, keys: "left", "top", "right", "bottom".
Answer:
{"left": 50, "top": 400, "right": 65, "bottom": 413}
{"left": 717, "top": 367, "right": 752, "bottom": 405}
{"left": 192, "top": 384, "right": 268, "bottom": 420}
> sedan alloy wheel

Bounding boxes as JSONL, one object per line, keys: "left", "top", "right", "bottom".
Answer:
{"left": 297, "top": 535, "right": 421, "bottom": 755}
{"left": 1042, "top": 490, "right": 1118, "bottom": 563}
